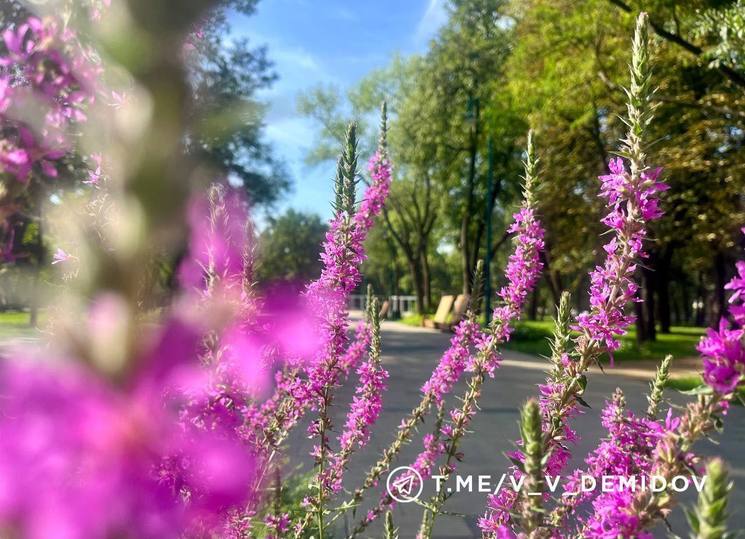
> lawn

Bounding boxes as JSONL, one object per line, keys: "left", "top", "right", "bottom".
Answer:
{"left": 506, "top": 320, "right": 704, "bottom": 363}
{"left": 399, "top": 313, "right": 426, "bottom": 327}
{"left": 0, "top": 311, "right": 39, "bottom": 341}
{"left": 664, "top": 374, "right": 745, "bottom": 404}
{"left": 400, "top": 314, "right": 706, "bottom": 364}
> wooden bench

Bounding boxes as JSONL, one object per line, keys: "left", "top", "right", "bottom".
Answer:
{"left": 423, "top": 295, "right": 455, "bottom": 329}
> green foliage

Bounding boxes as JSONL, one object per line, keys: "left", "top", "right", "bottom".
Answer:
{"left": 694, "top": 0, "right": 745, "bottom": 69}
{"left": 251, "top": 471, "right": 329, "bottom": 539}
{"left": 505, "top": 0, "right": 744, "bottom": 331}
{"left": 687, "top": 458, "right": 733, "bottom": 539}
{"left": 256, "top": 210, "right": 328, "bottom": 285}
{"left": 296, "top": 0, "right": 744, "bottom": 332}
{"left": 506, "top": 320, "right": 705, "bottom": 363}
{"left": 186, "top": 0, "right": 290, "bottom": 206}
{"left": 384, "top": 511, "right": 399, "bottom": 539}
{"left": 0, "top": 310, "right": 38, "bottom": 341}
{"left": 647, "top": 354, "right": 672, "bottom": 418}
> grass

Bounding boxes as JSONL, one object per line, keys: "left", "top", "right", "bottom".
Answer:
{"left": 505, "top": 320, "right": 704, "bottom": 363}
{"left": 665, "top": 374, "right": 745, "bottom": 404}
{"left": 665, "top": 374, "right": 704, "bottom": 392}
{"left": 400, "top": 313, "right": 426, "bottom": 327}
{"left": 0, "top": 310, "right": 39, "bottom": 341}
{"left": 401, "top": 313, "right": 704, "bottom": 364}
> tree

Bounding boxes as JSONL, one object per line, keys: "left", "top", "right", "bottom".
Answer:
{"left": 187, "top": 0, "right": 290, "bottom": 207}
{"left": 256, "top": 209, "right": 327, "bottom": 286}
{"left": 298, "top": 57, "right": 443, "bottom": 313}
{"left": 0, "top": 0, "right": 288, "bottom": 318}
{"left": 406, "top": 0, "right": 525, "bottom": 296}
{"left": 506, "top": 0, "right": 745, "bottom": 338}
{"left": 300, "top": 2, "right": 528, "bottom": 307}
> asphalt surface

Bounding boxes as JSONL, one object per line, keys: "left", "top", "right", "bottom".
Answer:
{"left": 287, "top": 316, "right": 745, "bottom": 539}
{"left": 5, "top": 318, "right": 740, "bottom": 538}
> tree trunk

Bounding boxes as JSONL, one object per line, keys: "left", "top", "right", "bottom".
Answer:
{"left": 642, "top": 264, "right": 657, "bottom": 341}
{"left": 657, "top": 247, "right": 673, "bottom": 333}
{"left": 420, "top": 249, "right": 431, "bottom": 312}
{"left": 634, "top": 299, "right": 647, "bottom": 345}
{"left": 408, "top": 260, "right": 426, "bottom": 316}
{"left": 529, "top": 287, "right": 539, "bottom": 321}
{"left": 672, "top": 293, "right": 682, "bottom": 326}
{"left": 695, "top": 272, "right": 706, "bottom": 327}
{"left": 29, "top": 193, "right": 44, "bottom": 328}
{"left": 681, "top": 283, "right": 692, "bottom": 325}
{"left": 384, "top": 234, "right": 399, "bottom": 296}
{"left": 460, "top": 96, "right": 479, "bottom": 296}
{"left": 713, "top": 251, "right": 727, "bottom": 326}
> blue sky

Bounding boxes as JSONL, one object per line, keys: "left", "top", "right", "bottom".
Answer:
{"left": 232, "top": 0, "right": 448, "bottom": 220}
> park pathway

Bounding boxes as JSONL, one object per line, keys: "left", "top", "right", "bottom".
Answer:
{"left": 2, "top": 318, "right": 741, "bottom": 537}
{"left": 287, "top": 314, "right": 745, "bottom": 539}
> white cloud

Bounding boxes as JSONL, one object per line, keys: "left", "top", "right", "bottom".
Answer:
{"left": 264, "top": 117, "right": 316, "bottom": 150}
{"left": 272, "top": 45, "right": 321, "bottom": 72}
{"left": 415, "top": 0, "right": 448, "bottom": 46}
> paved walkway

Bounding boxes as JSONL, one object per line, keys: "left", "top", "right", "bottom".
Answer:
{"left": 288, "top": 314, "right": 745, "bottom": 538}
{"left": 3, "top": 319, "right": 742, "bottom": 537}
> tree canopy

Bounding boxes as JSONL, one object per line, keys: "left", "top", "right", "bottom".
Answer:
{"left": 300, "top": 0, "right": 744, "bottom": 333}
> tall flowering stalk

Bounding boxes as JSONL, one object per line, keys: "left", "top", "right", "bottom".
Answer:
{"left": 687, "top": 458, "right": 732, "bottom": 539}
{"left": 258, "top": 105, "right": 392, "bottom": 455}
{"left": 591, "top": 241, "right": 745, "bottom": 536}
{"left": 416, "top": 137, "right": 545, "bottom": 537}
{"left": 306, "top": 124, "right": 363, "bottom": 539}
{"left": 351, "top": 132, "right": 545, "bottom": 537}
{"left": 324, "top": 294, "right": 388, "bottom": 494}
{"left": 286, "top": 107, "right": 391, "bottom": 539}
{"left": 575, "top": 13, "right": 666, "bottom": 362}
{"left": 481, "top": 12, "right": 668, "bottom": 536}
{"left": 344, "top": 292, "right": 484, "bottom": 521}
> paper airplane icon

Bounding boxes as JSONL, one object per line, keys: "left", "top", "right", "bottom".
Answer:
{"left": 386, "top": 466, "right": 423, "bottom": 503}
{"left": 392, "top": 474, "right": 416, "bottom": 497}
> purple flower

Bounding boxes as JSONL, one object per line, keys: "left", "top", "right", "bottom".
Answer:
{"left": 0, "top": 14, "right": 97, "bottom": 260}
{"left": 575, "top": 158, "right": 666, "bottom": 363}
{"left": 303, "top": 148, "right": 391, "bottom": 408}
{"left": 339, "top": 321, "right": 372, "bottom": 375}
{"left": 325, "top": 345, "right": 389, "bottom": 493}
{"left": 557, "top": 392, "right": 667, "bottom": 537}
{"left": 492, "top": 207, "right": 545, "bottom": 340}
{"left": 0, "top": 315, "right": 258, "bottom": 539}
{"left": 726, "top": 260, "right": 745, "bottom": 324}
{"left": 264, "top": 512, "right": 291, "bottom": 539}
{"left": 698, "top": 317, "right": 745, "bottom": 394}
{"left": 421, "top": 318, "right": 481, "bottom": 403}
{"left": 51, "top": 247, "right": 72, "bottom": 264}
{"left": 479, "top": 206, "right": 544, "bottom": 377}
{"left": 585, "top": 490, "right": 653, "bottom": 539}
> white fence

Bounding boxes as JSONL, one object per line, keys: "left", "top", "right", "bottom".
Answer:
{"left": 348, "top": 294, "right": 418, "bottom": 318}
